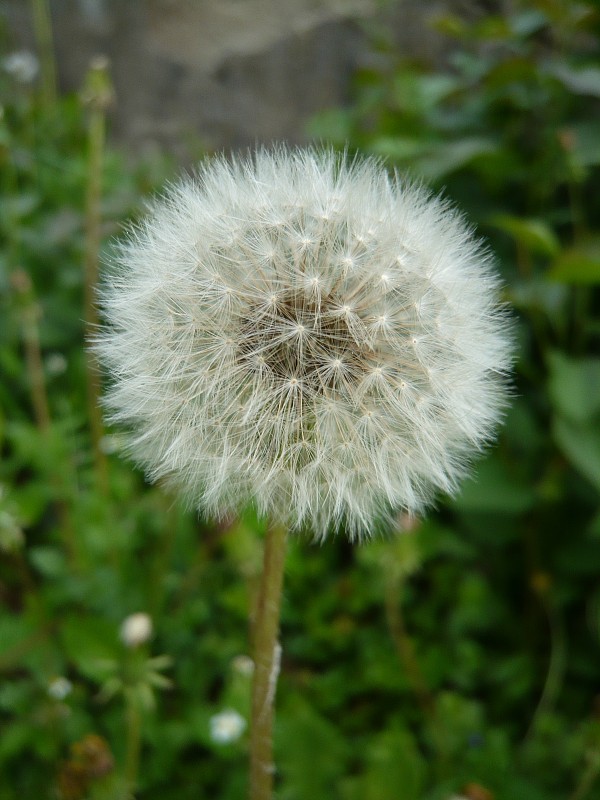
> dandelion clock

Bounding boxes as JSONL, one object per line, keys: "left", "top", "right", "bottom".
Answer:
{"left": 97, "top": 148, "right": 512, "bottom": 800}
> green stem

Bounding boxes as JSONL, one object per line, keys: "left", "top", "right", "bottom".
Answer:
{"left": 29, "top": 0, "right": 57, "bottom": 108}
{"left": 524, "top": 585, "right": 566, "bottom": 742}
{"left": 249, "top": 523, "right": 287, "bottom": 800}
{"left": 124, "top": 698, "right": 142, "bottom": 797}
{"left": 15, "top": 273, "right": 51, "bottom": 433}
{"left": 11, "top": 271, "right": 80, "bottom": 568}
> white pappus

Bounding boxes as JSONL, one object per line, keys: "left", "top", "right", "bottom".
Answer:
{"left": 96, "top": 148, "right": 512, "bottom": 540}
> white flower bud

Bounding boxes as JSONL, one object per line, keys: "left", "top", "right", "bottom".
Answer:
{"left": 48, "top": 676, "right": 73, "bottom": 700}
{"left": 209, "top": 709, "right": 247, "bottom": 744}
{"left": 120, "top": 612, "right": 153, "bottom": 648}
{"left": 2, "top": 51, "right": 39, "bottom": 84}
{"left": 231, "top": 654, "right": 254, "bottom": 676}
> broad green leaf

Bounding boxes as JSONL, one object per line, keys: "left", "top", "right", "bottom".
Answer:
{"left": 489, "top": 214, "right": 560, "bottom": 257}
{"left": 28, "top": 546, "right": 66, "bottom": 578}
{"left": 278, "top": 697, "right": 349, "bottom": 799}
{"left": 391, "top": 73, "right": 459, "bottom": 112}
{"left": 547, "top": 63, "right": 600, "bottom": 97}
{"left": 566, "top": 121, "right": 600, "bottom": 167}
{"left": 418, "top": 74, "right": 460, "bottom": 106}
{"left": 0, "top": 614, "right": 39, "bottom": 669}
{"left": 60, "top": 615, "right": 120, "bottom": 682}
{"left": 369, "top": 136, "right": 430, "bottom": 162}
{"left": 547, "top": 352, "right": 600, "bottom": 422}
{"left": 306, "top": 108, "right": 353, "bottom": 144}
{"left": 549, "top": 239, "right": 600, "bottom": 284}
{"left": 509, "top": 9, "right": 549, "bottom": 37}
{"left": 361, "top": 725, "right": 425, "bottom": 800}
{"left": 553, "top": 417, "right": 600, "bottom": 491}
{"left": 434, "top": 691, "right": 485, "bottom": 758}
{"left": 453, "top": 456, "right": 536, "bottom": 514}
{"left": 418, "top": 137, "right": 498, "bottom": 180}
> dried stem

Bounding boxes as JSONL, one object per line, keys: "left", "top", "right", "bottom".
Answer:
{"left": 249, "top": 523, "right": 287, "bottom": 800}
{"left": 83, "top": 58, "right": 113, "bottom": 494}
{"left": 29, "top": 0, "right": 57, "bottom": 108}
{"left": 124, "top": 698, "right": 142, "bottom": 797}
{"left": 12, "top": 271, "right": 51, "bottom": 433}
{"left": 11, "top": 270, "right": 79, "bottom": 567}
{"left": 524, "top": 576, "right": 567, "bottom": 742}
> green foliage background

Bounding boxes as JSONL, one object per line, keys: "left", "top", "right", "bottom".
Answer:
{"left": 1, "top": 1, "right": 600, "bottom": 798}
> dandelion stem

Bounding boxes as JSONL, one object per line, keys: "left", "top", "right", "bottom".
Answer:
{"left": 249, "top": 522, "right": 287, "bottom": 800}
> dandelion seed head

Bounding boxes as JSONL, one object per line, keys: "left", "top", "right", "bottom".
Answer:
{"left": 97, "top": 148, "right": 512, "bottom": 540}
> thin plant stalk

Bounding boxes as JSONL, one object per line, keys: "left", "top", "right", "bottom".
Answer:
{"left": 29, "top": 0, "right": 57, "bottom": 108}
{"left": 524, "top": 576, "right": 567, "bottom": 743}
{"left": 249, "top": 523, "right": 287, "bottom": 800}
{"left": 83, "top": 57, "right": 113, "bottom": 494}
{"left": 124, "top": 697, "right": 142, "bottom": 797}
{"left": 12, "top": 270, "right": 51, "bottom": 433}
{"left": 11, "top": 270, "right": 79, "bottom": 567}
{"left": 569, "top": 748, "right": 600, "bottom": 800}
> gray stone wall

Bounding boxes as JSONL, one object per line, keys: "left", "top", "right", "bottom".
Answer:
{"left": 2, "top": 0, "right": 492, "bottom": 159}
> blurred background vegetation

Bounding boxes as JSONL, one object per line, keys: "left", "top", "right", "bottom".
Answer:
{"left": 1, "top": 1, "right": 600, "bottom": 798}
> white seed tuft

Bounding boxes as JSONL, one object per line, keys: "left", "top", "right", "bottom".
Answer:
{"left": 96, "top": 148, "right": 512, "bottom": 540}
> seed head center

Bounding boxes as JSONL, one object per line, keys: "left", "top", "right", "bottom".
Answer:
{"left": 238, "top": 289, "right": 368, "bottom": 393}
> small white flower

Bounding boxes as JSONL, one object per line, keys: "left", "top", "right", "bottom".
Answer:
{"left": 97, "top": 148, "right": 512, "bottom": 539}
{"left": 48, "top": 676, "right": 73, "bottom": 700}
{"left": 231, "top": 654, "right": 254, "bottom": 676}
{"left": 3, "top": 50, "right": 39, "bottom": 84}
{"left": 210, "top": 709, "right": 247, "bottom": 744}
{"left": 120, "top": 612, "right": 152, "bottom": 647}
{"left": 45, "top": 353, "right": 68, "bottom": 376}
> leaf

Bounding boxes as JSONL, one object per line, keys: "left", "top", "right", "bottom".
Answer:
{"left": 488, "top": 214, "right": 560, "bottom": 257}
{"left": 509, "top": 9, "right": 549, "bottom": 37}
{"left": 278, "top": 697, "right": 349, "bottom": 799}
{"left": 453, "top": 456, "right": 536, "bottom": 514}
{"left": 546, "top": 62, "right": 600, "bottom": 97}
{"left": 305, "top": 108, "right": 353, "bottom": 144}
{"left": 28, "top": 546, "right": 67, "bottom": 578}
{"left": 549, "top": 239, "right": 600, "bottom": 284}
{"left": 418, "top": 137, "right": 498, "bottom": 180}
{"left": 553, "top": 417, "right": 600, "bottom": 491}
{"left": 547, "top": 352, "right": 600, "bottom": 422}
{"left": 566, "top": 121, "right": 600, "bottom": 167}
{"left": 60, "top": 616, "right": 120, "bottom": 682}
{"left": 434, "top": 691, "right": 485, "bottom": 758}
{"left": 369, "top": 136, "right": 430, "bottom": 162}
{"left": 370, "top": 136, "right": 498, "bottom": 180}
{"left": 361, "top": 725, "right": 425, "bottom": 800}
